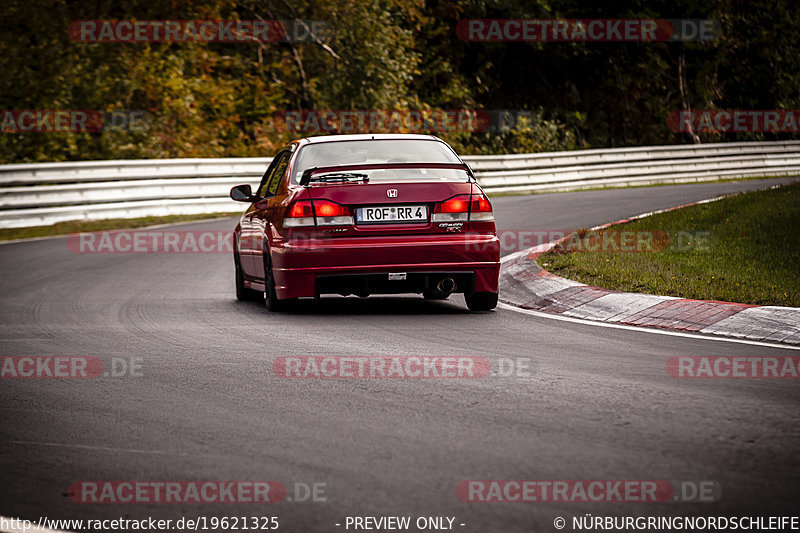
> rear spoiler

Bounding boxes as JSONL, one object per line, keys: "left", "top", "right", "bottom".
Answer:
{"left": 300, "top": 162, "right": 475, "bottom": 186}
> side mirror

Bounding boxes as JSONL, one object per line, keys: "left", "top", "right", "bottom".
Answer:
{"left": 230, "top": 184, "right": 256, "bottom": 202}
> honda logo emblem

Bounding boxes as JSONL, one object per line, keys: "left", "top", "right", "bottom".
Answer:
{"left": 386, "top": 189, "right": 398, "bottom": 198}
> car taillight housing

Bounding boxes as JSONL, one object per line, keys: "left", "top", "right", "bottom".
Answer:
{"left": 432, "top": 193, "right": 494, "bottom": 222}
{"left": 284, "top": 199, "right": 353, "bottom": 227}
{"left": 432, "top": 195, "right": 470, "bottom": 222}
{"left": 314, "top": 200, "right": 353, "bottom": 226}
{"left": 469, "top": 193, "right": 494, "bottom": 221}
{"left": 284, "top": 200, "right": 315, "bottom": 227}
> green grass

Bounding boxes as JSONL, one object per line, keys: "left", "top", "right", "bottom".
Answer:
{"left": 0, "top": 213, "right": 241, "bottom": 242}
{"left": 538, "top": 183, "right": 800, "bottom": 307}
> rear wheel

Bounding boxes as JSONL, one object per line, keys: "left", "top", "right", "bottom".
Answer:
{"left": 235, "top": 255, "right": 262, "bottom": 302}
{"left": 465, "top": 291, "right": 498, "bottom": 312}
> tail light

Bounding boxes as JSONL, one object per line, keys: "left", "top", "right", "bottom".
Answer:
{"left": 432, "top": 193, "right": 494, "bottom": 222}
{"left": 432, "top": 195, "right": 470, "bottom": 222}
{"left": 314, "top": 200, "right": 353, "bottom": 226}
{"left": 284, "top": 199, "right": 353, "bottom": 227}
{"left": 284, "top": 200, "right": 315, "bottom": 227}
{"left": 469, "top": 193, "right": 494, "bottom": 221}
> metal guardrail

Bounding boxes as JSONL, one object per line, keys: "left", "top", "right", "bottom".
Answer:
{"left": 1, "top": 141, "right": 799, "bottom": 228}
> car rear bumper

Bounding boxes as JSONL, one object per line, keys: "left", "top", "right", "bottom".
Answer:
{"left": 270, "top": 233, "right": 500, "bottom": 299}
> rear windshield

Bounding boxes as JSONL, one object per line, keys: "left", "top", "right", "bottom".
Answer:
{"left": 293, "top": 139, "right": 463, "bottom": 183}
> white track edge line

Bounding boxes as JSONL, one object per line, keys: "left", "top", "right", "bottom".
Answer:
{"left": 498, "top": 185, "right": 800, "bottom": 351}
{"left": 497, "top": 302, "right": 800, "bottom": 351}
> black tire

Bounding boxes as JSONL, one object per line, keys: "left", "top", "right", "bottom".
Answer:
{"left": 264, "top": 255, "right": 293, "bottom": 312}
{"left": 422, "top": 289, "right": 450, "bottom": 300}
{"left": 235, "top": 255, "right": 262, "bottom": 302}
{"left": 465, "top": 291, "right": 498, "bottom": 311}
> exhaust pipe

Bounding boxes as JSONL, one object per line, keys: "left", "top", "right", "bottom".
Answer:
{"left": 436, "top": 277, "right": 456, "bottom": 297}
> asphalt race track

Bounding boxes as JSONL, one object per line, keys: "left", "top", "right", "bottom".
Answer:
{"left": 1, "top": 178, "right": 798, "bottom": 532}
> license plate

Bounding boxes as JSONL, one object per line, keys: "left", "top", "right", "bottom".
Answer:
{"left": 356, "top": 205, "right": 428, "bottom": 224}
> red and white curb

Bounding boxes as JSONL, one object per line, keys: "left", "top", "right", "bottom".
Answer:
{"left": 498, "top": 194, "right": 800, "bottom": 346}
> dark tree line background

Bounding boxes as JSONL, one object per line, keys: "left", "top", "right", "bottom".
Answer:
{"left": 1, "top": 0, "right": 799, "bottom": 162}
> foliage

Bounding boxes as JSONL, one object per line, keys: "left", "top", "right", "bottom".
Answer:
{"left": 1, "top": 0, "right": 799, "bottom": 162}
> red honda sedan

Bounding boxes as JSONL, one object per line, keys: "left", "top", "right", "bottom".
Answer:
{"left": 230, "top": 134, "right": 500, "bottom": 311}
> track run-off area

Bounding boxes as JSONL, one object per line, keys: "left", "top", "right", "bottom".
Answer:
{"left": 1, "top": 178, "right": 798, "bottom": 532}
